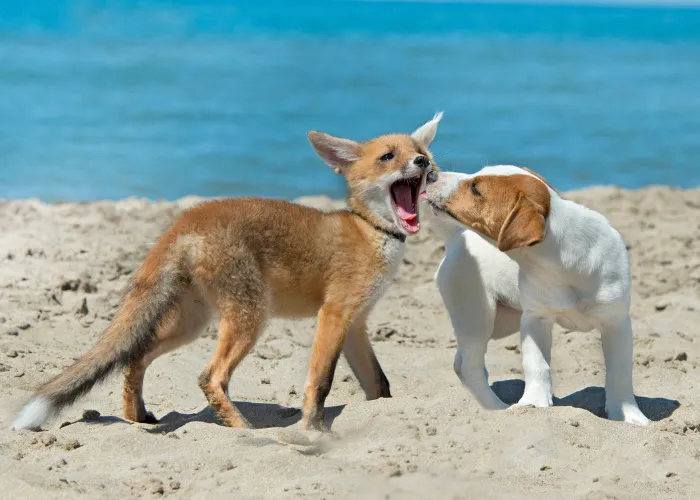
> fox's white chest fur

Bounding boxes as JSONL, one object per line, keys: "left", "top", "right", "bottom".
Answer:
{"left": 367, "top": 237, "right": 406, "bottom": 305}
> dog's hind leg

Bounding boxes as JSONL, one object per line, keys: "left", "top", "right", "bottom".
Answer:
{"left": 600, "top": 316, "right": 649, "bottom": 426}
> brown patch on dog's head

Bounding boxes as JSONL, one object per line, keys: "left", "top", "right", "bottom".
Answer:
{"left": 440, "top": 173, "right": 551, "bottom": 252}
{"left": 307, "top": 114, "right": 442, "bottom": 236}
{"left": 521, "top": 167, "right": 556, "bottom": 193}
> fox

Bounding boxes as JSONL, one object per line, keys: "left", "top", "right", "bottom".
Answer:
{"left": 13, "top": 114, "right": 442, "bottom": 432}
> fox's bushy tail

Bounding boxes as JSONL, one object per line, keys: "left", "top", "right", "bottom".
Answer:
{"left": 13, "top": 256, "right": 182, "bottom": 430}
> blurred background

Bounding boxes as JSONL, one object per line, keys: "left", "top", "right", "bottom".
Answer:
{"left": 0, "top": 0, "right": 698, "bottom": 201}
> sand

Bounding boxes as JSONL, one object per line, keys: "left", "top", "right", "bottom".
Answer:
{"left": 1, "top": 187, "right": 699, "bottom": 499}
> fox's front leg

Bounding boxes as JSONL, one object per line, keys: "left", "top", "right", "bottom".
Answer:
{"left": 343, "top": 311, "right": 391, "bottom": 400}
{"left": 303, "top": 302, "right": 358, "bottom": 431}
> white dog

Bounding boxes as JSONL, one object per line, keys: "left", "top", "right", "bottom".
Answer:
{"left": 425, "top": 165, "right": 649, "bottom": 426}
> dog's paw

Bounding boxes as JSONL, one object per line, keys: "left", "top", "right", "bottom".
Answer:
{"left": 606, "top": 404, "right": 650, "bottom": 426}
{"left": 475, "top": 396, "right": 508, "bottom": 410}
{"left": 463, "top": 385, "right": 509, "bottom": 410}
{"left": 511, "top": 390, "right": 553, "bottom": 409}
{"left": 485, "top": 399, "right": 509, "bottom": 411}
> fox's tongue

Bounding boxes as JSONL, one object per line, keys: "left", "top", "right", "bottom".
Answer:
{"left": 392, "top": 183, "right": 416, "bottom": 221}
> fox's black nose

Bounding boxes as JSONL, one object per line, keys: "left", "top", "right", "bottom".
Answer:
{"left": 414, "top": 155, "right": 430, "bottom": 169}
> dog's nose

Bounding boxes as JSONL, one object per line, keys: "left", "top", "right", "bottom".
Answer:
{"left": 414, "top": 155, "right": 430, "bottom": 169}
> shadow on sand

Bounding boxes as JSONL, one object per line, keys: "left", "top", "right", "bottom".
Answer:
{"left": 147, "top": 402, "right": 345, "bottom": 434}
{"left": 71, "top": 402, "right": 346, "bottom": 434}
{"left": 492, "top": 379, "right": 680, "bottom": 422}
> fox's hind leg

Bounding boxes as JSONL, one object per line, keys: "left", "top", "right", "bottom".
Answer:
{"left": 198, "top": 305, "right": 265, "bottom": 428}
{"left": 123, "top": 287, "right": 211, "bottom": 423}
{"left": 123, "top": 363, "right": 156, "bottom": 423}
{"left": 196, "top": 256, "right": 267, "bottom": 428}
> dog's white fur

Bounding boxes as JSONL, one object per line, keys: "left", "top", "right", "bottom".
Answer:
{"left": 427, "top": 166, "right": 649, "bottom": 426}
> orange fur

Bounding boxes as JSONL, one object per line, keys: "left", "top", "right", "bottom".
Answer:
{"left": 443, "top": 174, "right": 551, "bottom": 251}
{"left": 18, "top": 126, "right": 438, "bottom": 432}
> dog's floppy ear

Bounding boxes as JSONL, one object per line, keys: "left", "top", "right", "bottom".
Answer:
{"left": 307, "top": 131, "right": 361, "bottom": 175}
{"left": 411, "top": 112, "right": 443, "bottom": 148}
{"left": 497, "top": 193, "right": 546, "bottom": 252}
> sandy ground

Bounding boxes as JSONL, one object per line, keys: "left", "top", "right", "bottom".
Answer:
{"left": 1, "top": 187, "right": 699, "bottom": 499}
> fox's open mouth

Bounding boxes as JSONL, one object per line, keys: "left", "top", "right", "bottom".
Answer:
{"left": 390, "top": 176, "right": 423, "bottom": 234}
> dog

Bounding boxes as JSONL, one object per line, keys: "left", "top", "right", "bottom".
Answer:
{"left": 425, "top": 165, "right": 649, "bottom": 426}
{"left": 13, "top": 113, "right": 443, "bottom": 432}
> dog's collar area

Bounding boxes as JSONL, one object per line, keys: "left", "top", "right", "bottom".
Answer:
{"left": 348, "top": 209, "right": 406, "bottom": 243}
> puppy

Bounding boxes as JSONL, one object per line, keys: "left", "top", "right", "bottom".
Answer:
{"left": 426, "top": 165, "right": 649, "bottom": 426}
{"left": 13, "top": 114, "right": 442, "bottom": 432}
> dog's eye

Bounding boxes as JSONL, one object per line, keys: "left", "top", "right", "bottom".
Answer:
{"left": 471, "top": 182, "right": 481, "bottom": 197}
{"left": 380, "top": 152, "right": 394, "bottom": 162}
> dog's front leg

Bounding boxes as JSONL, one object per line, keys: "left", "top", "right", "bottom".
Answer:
{"left": 512, "top": 313, "right": 554, "bottom": 408}
{"left": 302, "top": 302, "right": 356, "bottom": 432}
{"left": 442, "top": 295, "right": 507, "bottom": 409}
{"left": 454, "top": 341, "right": 508, "bottom": 410}
{"left": 600, "top": 315, "right": 649, "bottom": 426}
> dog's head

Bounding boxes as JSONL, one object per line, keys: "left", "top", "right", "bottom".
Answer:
{"left": 425, "top": 165, "right": 552, "bottom": 252}
{"left": 307, "top": 113, "right": 442, "bottom": 236}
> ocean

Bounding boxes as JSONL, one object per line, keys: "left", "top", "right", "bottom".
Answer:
{"left": 1, "top": 1, "right": 699, "bottom": 201}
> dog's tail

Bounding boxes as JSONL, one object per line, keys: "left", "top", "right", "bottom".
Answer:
{"left": 13, "top": 245, "right": 183, "bottom": 430}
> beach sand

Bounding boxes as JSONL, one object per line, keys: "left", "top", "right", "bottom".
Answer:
{"left": 1, "top": 187, "right": 699, "bottom": 499}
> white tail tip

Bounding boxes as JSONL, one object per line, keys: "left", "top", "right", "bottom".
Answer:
{"left": 13, "top": 397, "right": 53, "bottom": 430}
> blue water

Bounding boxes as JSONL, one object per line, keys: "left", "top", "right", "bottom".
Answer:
{"left": 1, "top": 1, "right": 699, "bottom": 201}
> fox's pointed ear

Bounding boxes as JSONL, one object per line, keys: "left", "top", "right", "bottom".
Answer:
{"left": 307, "top": 131, "right": 361, "bottom": 175}
{"left": 411, "top": 111, "right": 443, "bottom": 148}
{"left": 497, "top": 193, "right": 546, "bottom": 252}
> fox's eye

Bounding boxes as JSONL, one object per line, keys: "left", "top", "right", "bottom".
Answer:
{"left": 471, "top": 182, "right": 481, "bottom": 197}
{"left": 380, "top": 152, "right": 394, "bottom": 162}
